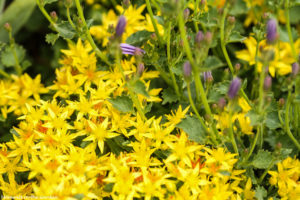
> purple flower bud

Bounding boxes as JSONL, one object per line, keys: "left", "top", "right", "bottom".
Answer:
{"left": 195, "top": 31, "right": 204, "bottom": 46}
{"left": 183, "top": 61, "right": 192, "bottom": 80}
{"left": 137, "top": 63, "right": 145, "bottom": 76}
{"left": 50, "top": 11, "right": 58, "bottom": 22}
{"left": 218, "top": 97, "right": 226, "bottom": 110}
{"left": 228, "top": 16, "right": 235, "bottom": 24}
{"left": 228, "top": 77, "right": 242, "bottom": 99}
{"left": 203, "top": 71, "right": 213, "bottom": 82}
{"left": 264, "top": 75, "right": 272, "bottom": 90}
{"left": 204, "top": 31, "right": 212, "bottom": 44}
{"left": 184, "top": 8, "right": 190, "bottom": 21}
{"left": 116, "top": 16, "right": 127, "bottom": 37}
{"left": 266, "top": 19, "right": 277, "bottom": 44}
{"left": 292, "top": 62, "right": 299, "bottom": 76}
{"left": 120, "top": 43, "right": 145, "bottom": 55}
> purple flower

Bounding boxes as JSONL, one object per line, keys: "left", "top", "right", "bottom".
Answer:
{"left": 228, "top": 77, "right": 241, "bottom": 99}
{"left": 183, "top": 61, "right": 192, "bottom": 80}
{"left": 195, "top": 31, "right": 204, "bottom": 47}
{"left": 203, "top": 71, "right": 213, "bottom": 82}
{"left": 137, "top": 63, "right": 145, "bottom": 76}
{"left": 292, "top": 62, "right": 299, "bottom": 76}
{"left": 120, "top": 43, "right": 145, "bottom": 55}
{"left": 266, "top": 19, "right": 277, "bottom": 44}
{"left": 116, "top": 16, "right": 127, "bottom": 37}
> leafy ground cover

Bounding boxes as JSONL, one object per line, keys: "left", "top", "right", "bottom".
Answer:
{"left": 0, "top": 0, "right": 299, "bottom": 199}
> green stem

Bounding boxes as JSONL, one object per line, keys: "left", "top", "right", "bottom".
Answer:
{"left": 116, "top": 50, "right": 146, "bottom": 121}
{"left": 285, "top": 91, "right": 300, "bottom": 150}
{"left": 74, "top": 0, "right": 110, "bottom": 66}
{"left": 145, "top": 0, "right": 163, "bottom": 46}
{"left": 258, "top": 158, "right": 275, "bottom": 183}
{"left": 36, "top": 0, "right": 55, "bottom": 26}
{"left": 8, "top": 31, "right": 22, "bottom": 75}
{"left": 285, "top": 0, "right": 297, "bottom": 60}
{"left": 167, "top": 22, "right": 181, "bottom": 98}
{"left": 0, "top": 0, "right": 5, "bottom": 15}
{"left": 67, "top": 7, "right": 77, "bottom": 31}
{"left": 153, "top": 64, "right": 173, "bottom": 86}
{"left": 245, "top": 129, "right": 260, "bottom": 161}
{"left": 187, "top": 83, "right": 217, "bottom": 145}
{"left": 229, "top": 112, "right": 239, "bottom": 155}
{"left": 193, "top": 0, "right": 200, "bottom": 32}
{"left": 0, "top": 69, "right": 11, "bottom": 79}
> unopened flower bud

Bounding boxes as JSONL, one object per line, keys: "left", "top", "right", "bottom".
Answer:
{"left": 50, "top": 11, "right": 58, "bottom": 22}
{"left": 266, "top": 19, "right": 278, "bottom": 44}
{"left": 4, "top": 23, "right": 11, "bottom": 32}
{"left": 183, "top": 61, "right": 192, "bottom": 80}
{"left": 115, "top": 16, "right": 126, "bottom": 37}
{"left": 204, "top": 31, "right": 212, "bottom": 45}
{"left": 228, "top": 16, "right": 235, "bottom": 24}
{"left": 150, "top": 33, "right": 157, "bottom": 40}
{"left": 203, "top": 71, "right": 213, "bottom": 82}
{"left": 108, "top": 24, "right": 115, "bottom": 33}
{"left": 195, "top": 31, "right": 204, "bottom": 47}
{"left": 64, "top": 0, "right": 73, "bottom": 8}
{"left": 123, "top": 0, "right": 131, "bottom": 9}
{"left": 218, "top": 98, "right": 226, "bottom": 110}
{"left": 228, "top": 77, "right": 241, "bottom": 99}
{"left": 264, "top": 75, "right": 272, "bottom": 90}
{"left": 137, "top": 63, "right": 145, "bottom": 77}
{"left": 184, "top": 8, "right": 190, "bottom": 21}
{"left": 263, "top": 12, "right": 269, "bottom": 20}
{"left": 292, "top": 62, "right": 299, "bottom": 77}
{"left": 278, "top": 98, "right": 285, "bottom": 107}
{"left": 235, "top": 63, "right": 241, "bottom": 71}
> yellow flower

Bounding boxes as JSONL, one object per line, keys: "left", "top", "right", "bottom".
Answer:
{"left": 164, "top": 105, "right": 190, "bottom": 127}
{"left": 236, "top": 37, "right": 296, "bottom": 76}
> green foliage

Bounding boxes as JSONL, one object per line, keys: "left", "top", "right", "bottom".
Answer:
{"left": 109, "top": 95, "right": 134, "bottom": 113}
{"left": 162, "top": 87, "right": 179, "bottom": 105}
{"left": 55, "top": 21, "right": 76, "bottom": 40}
{"left": 0, "top": 44, "right": 25, "bottom": 67}
{"left": 0, "top": 0, "right": 36, "bottom": 42}
{"left": 45, "top": 33, "right": 59, "bottom": 45}
{"left": 251, "top": 150, "right": 273, "bottom": 169}
{"left": 126, "top": 30, "right": 153, "bottom": 46}
{"left": 177, "top": 116, "right": 206, "bottom": 143}
{"left": 131, "top": 80, "right": 149, "bottom": 97}
{"left": 255, "top": 186, "right": 267, "bottom": 200}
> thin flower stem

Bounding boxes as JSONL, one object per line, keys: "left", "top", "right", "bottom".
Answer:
{"left": 145, "top": 0, "right": 163, "bottom": 46}
{"left": 67, "top": 7, "right": 77, "bottom": 31}
{"left": 8, "top": 31, "right": 22, "bottom": 75}
{"left": 167, "top": 22, "right": 181, "bottom": 98}
{"left": 245, "top": 128, "right": 260, "bottom": 162}
{"left": 229, "top": 112, "right": 239, "bottom": 155}
{"left": 153, "top": 64, "right": 173, "bottom": 86}
{"left": 36, "top": 0, "right": 55, "bottom": 26}
{"left": 220, "top": 4, "right": 253, "bottom": 108}
{"left": 285, "top": 90, "right": 300, "bottom": 150}
{"left": 193, "top": 0, "right": 200, "bottom": 32}
{"left": 258, "top": 158, "right": 275, "bottom": 183}
{"left": 187, "top": 83, "right": 217, "bottom": 145}
{"left": 74, "top": 0, "right": 110, "bottom": 66}
{"left": 116, "top": 50, "right": 146, "bottom": 121}
{"left": 0, "top": 69, "right": 11, "bottom": 79}
{"left": 285, "top": 0, "right": 297, "bottom": 60}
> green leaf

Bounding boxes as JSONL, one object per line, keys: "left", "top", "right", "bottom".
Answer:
{"left": 103, "top": 183, "right": 114, "bottom": 192}
{"left": 201, "top": 56, "right": 224, "bottom": 71}
{"left": 73, "top": 194, "right": 84, "bottom": 200}
{"left": 228, "top": 31, "right": 246, "bottom": 43}
{"left": 21, "top": 60, "right": 32, "bottom": 71}
{"left": 43, "top": 0, "right": 58, "bottom": 5}
{"left": 0, "top": 0, "right": 36, "bottom": 42}
{"left": 251, "top": 150, "right": 273, "bottom": 169}
{"left": 46, "top": 33, "right": 59, "bottom": 45}
{"left": 162, "top": 87, "right": 179, "bottom": 105}
{"left": 246, "top": 110, "right": 262, "bottom": 126}
{"left": 55, "top": 21, "right": 76, "bottom": 40}
{"left": 255, "top": 186, "right": 267, "bottom": 200}
{"left": 109, "top": 95, "right": 134, "bottom": 113}
{"left": 131, "top": 80, "right": 149, "bottom": 97}
{"left": 1, "top": 45, "right": 26, "bottom": 67}
{"left": 177, "top": 116, "right": 206, "bottom": 144}
{"left": 265, "top": 111, "right": 281, "bottom": 130}
{"left": 229, "top": 0, "right": 247, "bottom": 15}
{"left": 126, "top": 30, "right": 152, "bottom": 46}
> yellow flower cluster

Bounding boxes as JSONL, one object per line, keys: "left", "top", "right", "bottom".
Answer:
{"left": 236, "top": 37, "right": 300, "bottom": 76}
{"left": 0, "top": 74, "right": 48, "bottom": 118}
{"left": 268, "top": 157, "right": 300, "bottom": 199}
{"left": 90, "top": 4, "right": 164, "bottom": 46}
{"left": 0, "top": 39, "right": 257, "bottom": 199}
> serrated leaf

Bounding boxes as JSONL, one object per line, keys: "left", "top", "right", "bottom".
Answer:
{"left": 265, "top": 111, "right": 281, "bottom": 130}
{"left": 0, "top": 0, "right": 36, "bottom": 42}
{"left": 255, "top": 186, "right": 267, "bottom": 200}
{"left": 251, "top": 150, "right": 273, "bottom": 169}
{"left": 126, "top": 30, "right": 152, "bottom": 46}
{"left": 55, "top": 21, "right": 76, "bottom": 40}
{"left": 246, "top": 110, "right": 262, "bottom": 126}
{"left": 44, "top": 0, "right": 58, "bottom": 5}
{"left": 162, "top": 87, "right": 179, "bottom": 105}
{"left": 201, "top": 56, "right": 224, "bottom": 71}
{"left": 21, "top": 60, "right": 31, "bottom": 71}
{"left": 228, "top": 31, "right": 246, "bottom": 43}
{"left": 131, "top": 80, "right": 149, "bottom": 97}
{"left": 109, "top": 95, "right": 134, "bottom": 113}
{"left": 177, "top": 116, "right": 206, "bottom": 143}
{"left": 1, "top": 45, "right": 26, "bottom": 67}
{"left": 46, "top": 33, "right": 59, "bottom": 45}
